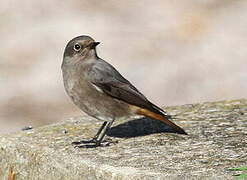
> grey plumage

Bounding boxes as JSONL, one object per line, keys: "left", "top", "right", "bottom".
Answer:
{"left": 62, "top": 35, "right": 187, "bottom": 147}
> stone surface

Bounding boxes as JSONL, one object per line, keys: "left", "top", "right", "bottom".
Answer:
{"left": 0, "top": 99, "right": 246, "bottom": 179}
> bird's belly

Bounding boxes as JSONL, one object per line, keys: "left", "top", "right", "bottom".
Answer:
{"left": 67, "top": 81, "right": 131, "bottom": 121}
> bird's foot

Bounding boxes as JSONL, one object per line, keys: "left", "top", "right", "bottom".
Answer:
{"left": 72, "top": 138, "right": 118, "bottom": 148}
{"left": 72, "top": 138, "right": 97, "bottom": 145}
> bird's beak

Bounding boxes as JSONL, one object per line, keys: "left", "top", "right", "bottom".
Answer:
{"left": 88, "top": 42, "right": 100, "bottom": 49}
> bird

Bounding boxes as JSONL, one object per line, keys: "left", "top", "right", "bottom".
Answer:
{"left": 61, "top": 35, "right": 187, "bottom": 147}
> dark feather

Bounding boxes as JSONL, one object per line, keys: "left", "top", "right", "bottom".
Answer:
{"left": 87, "top": 59, "right": 169, "bottom": 117}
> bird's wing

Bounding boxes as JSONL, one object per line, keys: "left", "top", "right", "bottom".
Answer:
{"left": 86, "top": 60, "right": 188, "bottom": 135}
{"left": 87, "top": 60, "right": 167, "bottom": 116}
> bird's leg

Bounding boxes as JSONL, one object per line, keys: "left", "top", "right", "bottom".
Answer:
{"left": 92, "top": 121, "right": 108, "bottom": 140}
{"left": 72, "top": 120, "right": 116, "bottom": 147}
{"left": 72, "top": 121, "right": 107, "bottom": 145}
{"left": 94, "top": 120, "right": 114, "bottom": 146}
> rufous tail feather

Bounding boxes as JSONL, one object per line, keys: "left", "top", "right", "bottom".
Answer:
{"left": 135, "top": 108, "right": 187, "bottom": 135}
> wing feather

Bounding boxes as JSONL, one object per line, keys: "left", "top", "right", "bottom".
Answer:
{"left": 87, "top": 60, "right": 168, "bottom": 117}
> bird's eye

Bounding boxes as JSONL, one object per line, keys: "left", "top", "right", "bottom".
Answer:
{"left": 74, "top": 43, "right": 81, "bottom": 51}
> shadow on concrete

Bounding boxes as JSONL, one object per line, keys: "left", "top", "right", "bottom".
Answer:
{"left": 107, "top": 117, "right": 179, "bottom": 138}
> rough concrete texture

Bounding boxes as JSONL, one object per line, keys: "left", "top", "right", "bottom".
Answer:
{"left": 0, "top": 99, "right": 246, "bottom": 179}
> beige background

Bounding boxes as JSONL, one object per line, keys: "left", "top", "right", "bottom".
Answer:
{"left": 1, "top": 0, "right": 246, "bottom": 133}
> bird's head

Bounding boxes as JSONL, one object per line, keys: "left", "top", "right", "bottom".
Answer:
{"left": 62, "top": 35, "right": 100, "bottom": 66}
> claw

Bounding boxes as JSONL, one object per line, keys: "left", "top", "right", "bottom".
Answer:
{"left": 72, "top": 138, "right": 97, "bottom": 145}
{"left": 72, "top": 138, "right": 117, "bottom": 148}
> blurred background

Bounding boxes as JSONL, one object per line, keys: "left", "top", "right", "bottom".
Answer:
{"left": 0, "top": 0, "right": 246, "bottom": 133}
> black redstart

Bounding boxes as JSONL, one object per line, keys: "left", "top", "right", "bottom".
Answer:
{"left": 62, "top": 35, "right": 187, "bottom": 147}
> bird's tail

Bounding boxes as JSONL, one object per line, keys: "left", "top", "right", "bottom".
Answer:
{"left": 135, "top": 108, "right": 187, "bottom": 135}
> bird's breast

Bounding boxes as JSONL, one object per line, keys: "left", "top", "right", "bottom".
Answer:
{"left": 62, "top": 66, "right": 133, "bottom": 121}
